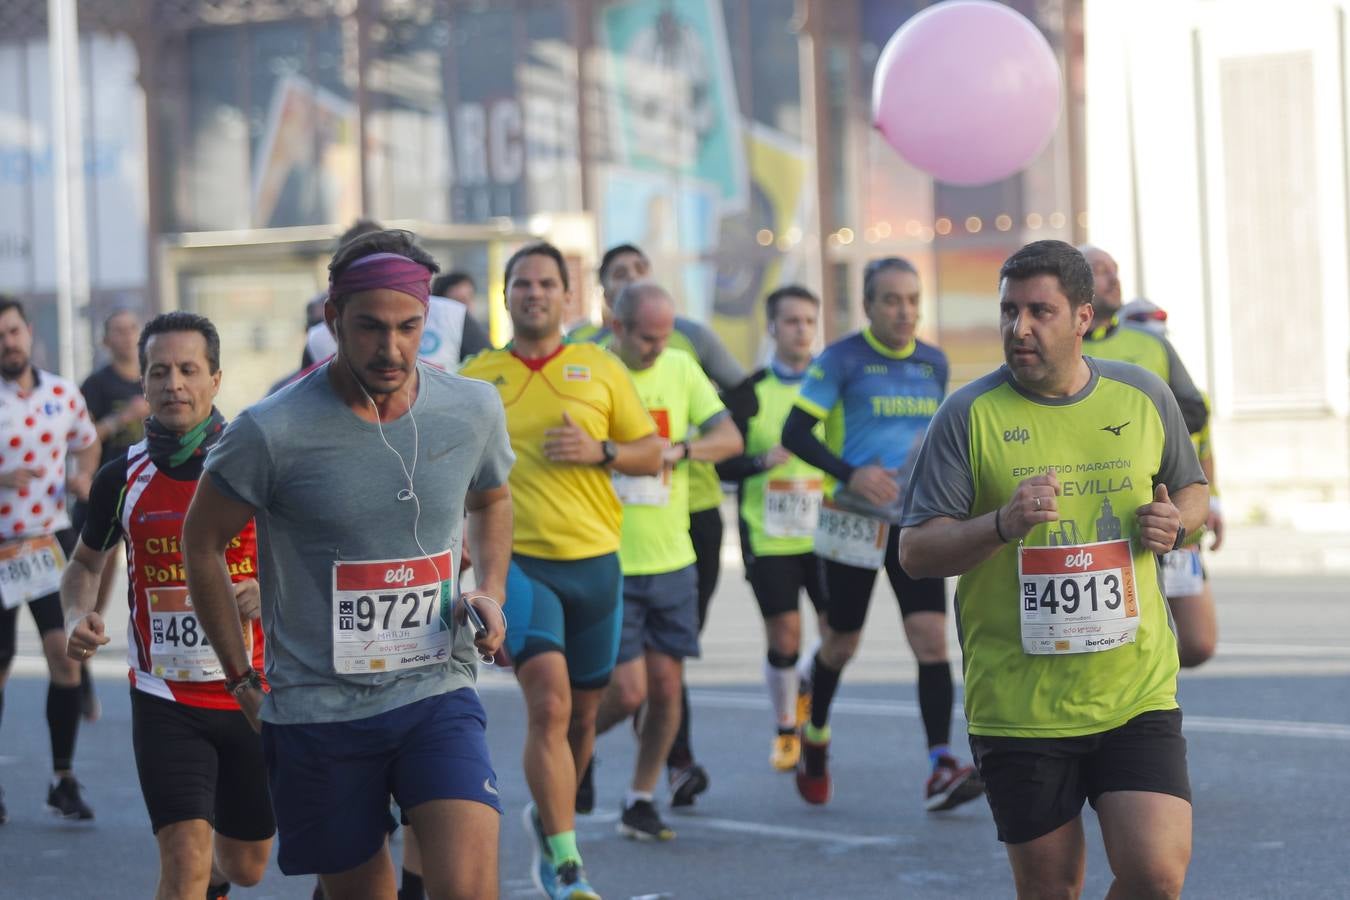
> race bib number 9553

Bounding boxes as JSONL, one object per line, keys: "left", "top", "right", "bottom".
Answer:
{"left": 1018, "top": 539, "right": 1139, "bottom": 655}
{"left": 332, "top": 551, "right": 455, "bottom": 675}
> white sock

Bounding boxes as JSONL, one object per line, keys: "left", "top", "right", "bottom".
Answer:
{"left": 797, "top": 636, "right": 821, "bottom": 688}
{"left": 765, "top": 657, "right": 797, "bottom": 730}
{"left": 625, "top": 789, "right": 654, "bottom": 809}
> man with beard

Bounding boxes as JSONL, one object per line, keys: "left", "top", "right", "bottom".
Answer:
{"left": 0, "top": 295, "right": 101, "bottom": 823}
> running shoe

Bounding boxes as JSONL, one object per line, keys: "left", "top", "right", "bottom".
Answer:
{"left": 0, "top": 785, "right": 8, "bottom": 825}
{"left": 924, "top": 755, "right": 984, "bottom": 812}
{"left": 207, "top": 881, "right": 231, "bottom": 899}
{"left": 46, "top": 775, "right": 94, "bottom": 820}
{"left": 770, "top": 731, "right": 800, "bottom": 771}
{"left": 667, "top": 763, "right": 709, "bottom": 808}
{"left": 523, "top": 802, "right": 556, "bottom": 895}
{"left": 575, "top": 758, "right": 595, "bottom": 814}
{"left": 795, "top": 728, "right": 832, "bottom": 805}
{"left": 549, "top": 861, "right": 601, "bottom": 900}
{"left": 617, "top": 799, "right": 676, "bottom": 841}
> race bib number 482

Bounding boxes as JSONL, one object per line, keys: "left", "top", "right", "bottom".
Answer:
{"left": 1018, "top": 539, "right": 1139, "bottom": 655}
{"left": 147, "top": 586, "right": 251, "bottom": 682}
{"left": 332, "top": 552, "right": 456, "bottom": 675}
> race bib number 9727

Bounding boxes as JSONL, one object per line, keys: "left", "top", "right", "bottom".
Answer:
{"left": 332, "top": 551, "right": 456, "bottom": 675}
{"left": 1018, "top": 539, "right": 1139, "bottom": 655}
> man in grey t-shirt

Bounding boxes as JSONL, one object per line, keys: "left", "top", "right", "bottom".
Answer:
{"left": 184, "top": 229, "right": 514, "bottom": 898}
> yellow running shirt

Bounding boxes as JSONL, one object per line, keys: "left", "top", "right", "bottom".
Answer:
{"left": 460, "top": 343, "right": 655, "bottom": 560}
{"left": 902, "top": 359, "right": 1206, "bottom": 738}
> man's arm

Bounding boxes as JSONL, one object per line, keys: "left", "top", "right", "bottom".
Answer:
{"left": 183, "top": 476, "right": 262, "bottom": 726}
{"left": 667, "top": 413, "right": 742, "bottom": 466}
{"left": 543, "top": 412, "right": 663, "bottom": 475}
{"left": 462, "top": 484, "right": 511, "bottom": 656}
{"left": 678, "top": 318, "right": 745, "bottom": 390}
{"left": 1160, "top": 336, "right": 1208, "bottom": 434}
{"left": 61, "top": 541, "right": 117, "bottom": 660}
{"left": 66, "top": 443, "right": 101, "bottom": 503}
{"left": 782, "top": 406, "right": 898, "bottom": 507}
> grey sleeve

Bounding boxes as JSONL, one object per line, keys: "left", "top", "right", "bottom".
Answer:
{"left": 203, "top": 412, "right": 274, "bottom": 510}
{"left": 1159, "top": 336, "right": 1208, "bottom": 434}
{"left": 899, "top": 394, "right": 976, "bottom": 526}
{"left": 1152, "top": 380, "right": 1207, "bottom": 494}
{"left": 676, "top": 319, "right": 745, "bottom": 390}
{"left": 468, "top": 389, "right": 516, "bottom": 492}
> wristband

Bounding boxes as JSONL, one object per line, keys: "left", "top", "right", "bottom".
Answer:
{"left": 679, "top": 440, "right": 693, "bottom": 462}
{"left": 994, "top": 507, "right": 1010, "bottom": 543}
{"left": 223, "top": 668, "right": 262, "bottom": 697}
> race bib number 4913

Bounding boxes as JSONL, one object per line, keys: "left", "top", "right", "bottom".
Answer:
{"left": 332, "top": 552, "right": 456, "bottom": 675}
{"left": 1018, "top": 539, "right": 1139, "bottom": 655}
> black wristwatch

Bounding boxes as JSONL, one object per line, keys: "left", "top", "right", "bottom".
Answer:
{"left": 1171, "top": 525, "right": 1187, "bottom": 551}
{"left": 598, "top": 439, "right": 618, "bottom": 466}
{"left": 678, "top": 439, "right": 693, "bottom": 462}
{"left": 223, "top": 668, "right": 263, "bottom": 698}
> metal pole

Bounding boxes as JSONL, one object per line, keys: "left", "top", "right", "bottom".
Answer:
{"left": 48, "top": 0, "right": 92, "bottom": 381}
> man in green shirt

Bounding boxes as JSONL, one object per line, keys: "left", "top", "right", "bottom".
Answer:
{"left": 590, "top": 282, "right": 742, "bottom": 842}
{"left": 899, "top": 240, "right": 1208, "bottom": 898}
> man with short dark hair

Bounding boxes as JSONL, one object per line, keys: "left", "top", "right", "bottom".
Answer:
{"left": 184, "top": 229, "right": 515, "bottom": 900}
{"left": 0, "top": 295, "right": 101, "bottom": 824}
{"left": 461, "top": 241, "right": 663, "bottom": 899}
{"left": 64, "top": 311, "right": 274, "bottom": 900}
{"left": 718, "top": 285, "right": 828, "bottom": 771}
{"left": 899, "top": 240, "right": 1206, "bottom": 899}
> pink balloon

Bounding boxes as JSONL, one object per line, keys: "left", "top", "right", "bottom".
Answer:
{"left": 872, "top": 0, "right": 1063, "bottom": 186}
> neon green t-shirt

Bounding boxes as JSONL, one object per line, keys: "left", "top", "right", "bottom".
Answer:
{"left": 616, "top": 349, "right": 727, "bottom": 575}
{"left": 724, "top": 367, "right": 826, "bottom": 557}
{"left": 901, "top": 359, "right": 1206, "bottom": 738}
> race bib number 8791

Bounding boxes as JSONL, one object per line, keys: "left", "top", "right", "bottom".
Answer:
{"left": 1018, "top": 539, "right": 1139, "bottom": 655}
{"left": 332, "top": 551, "right": 456, "bottom": 675}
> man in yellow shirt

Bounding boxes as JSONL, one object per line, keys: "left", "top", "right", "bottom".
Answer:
{"left": 460, "top": 243, "right": 663, "bottom": 900}
{"left": 590, "top": 283, "right": 742, "bottom": 841}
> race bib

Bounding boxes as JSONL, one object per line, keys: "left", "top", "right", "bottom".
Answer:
{"left": 147, "top": 586, "right": 251, "bottom": 682}
{"left": 332, "top": 551, "right": 456, "bottom": 675}
{"left": 1162, "top": 547, "right": 1204, "bottom": 598}
{"left": 0, "top": 536, "right": 66, "bottom": 610}
{"left": 813, "top": 500, "right": 887, "bottom": 568}
{"left": 1018, "top": 539, "right": 1139, "bottom": 655}
{"left": 763, "top": 477, "right": 823, "bottom": 538}
{"left": 612, "top": 471, "right": 671, "bottom": 507}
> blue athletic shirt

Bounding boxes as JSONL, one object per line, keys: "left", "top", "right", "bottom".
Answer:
{"left": 793, "top": 328, "right": 949, "bottom": 499}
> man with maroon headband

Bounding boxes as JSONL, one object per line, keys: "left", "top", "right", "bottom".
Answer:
{"left": 183, "top": 229, "right": 517, "bottom": 899}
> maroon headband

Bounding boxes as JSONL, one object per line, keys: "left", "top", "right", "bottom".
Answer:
{"left": 328, "top": 252, "right": 432, "bottom": 307}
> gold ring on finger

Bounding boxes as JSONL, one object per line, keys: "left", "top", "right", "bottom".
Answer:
{"left": 1034, "top": 496, "right": 1042, "bottom": 510}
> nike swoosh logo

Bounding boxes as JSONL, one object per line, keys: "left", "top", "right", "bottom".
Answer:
{"left": 483, "top": 778, "right": 499, "bottom": 796}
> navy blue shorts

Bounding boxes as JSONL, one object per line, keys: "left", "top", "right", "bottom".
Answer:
{"left": 504, "top": 552, "right": 623, "bottom": 690}
{"left": 260, "top": 688, "right": 500, "bottom": 876}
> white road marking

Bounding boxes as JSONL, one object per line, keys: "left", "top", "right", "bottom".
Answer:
{"left": 688, "top": 690, "right": 1350, "bottom": 742}
{"left": 577, "top": 806, "right": 895, "bottom": 847}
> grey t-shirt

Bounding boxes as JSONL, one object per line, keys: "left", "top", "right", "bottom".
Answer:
{"left": 204, "top": 362, "right": 514, "bottom": 725}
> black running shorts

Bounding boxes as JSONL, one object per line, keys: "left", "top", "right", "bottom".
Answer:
{"left": 130, "top": 688, "right": 276, "bottom": 840}
{"left": 822, "top": 526, "right": 946, "bottom": 633}
{"left": 969, "top": 707, "right": 1191, "bottom": 844}
{"left": 748, "top": 552, "right": 827, "bottom": 620}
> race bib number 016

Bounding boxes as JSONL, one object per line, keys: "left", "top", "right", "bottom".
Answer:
{"left": 0, "top": 536, "right": 66, "bottom": 610}
{"left": 1018, "top": 539, "right": 1139, "bottom": 655}
{"left": 147, "top": 586, "right": 251, "bottom": 682}
{"left": 332, "top": 551, "right": 456, "bottom": 675}
{"left": 813, "top": 500, "right": 887, "bottom": 569}
{"left": 1162, "top": 547, "right": 1204, "bottom": 598}
{"left": 763, "top": 477, "right": 823, "bottom": 538}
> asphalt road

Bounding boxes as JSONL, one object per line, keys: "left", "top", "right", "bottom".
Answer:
{"left": 2, "top": 555, "right": 1347, "bottom": 899}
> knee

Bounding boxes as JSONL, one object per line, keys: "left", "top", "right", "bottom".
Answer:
{"left": 1113, "top": 862, "right": 1186, "bottom": 900}
{"left": 647, "top": 666, "right": 683, "bottom": 708}
{"left": 219, "top": 846, "right": 270, "bottom": 888}
{"left": 609, "top": 679, "right": 648, "bottom": 718}
{"left": 819, "top": 632, "right": 860, "bottom": 668}
{"left": 526, "top": 688, "right": 572, "bottom": 733}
